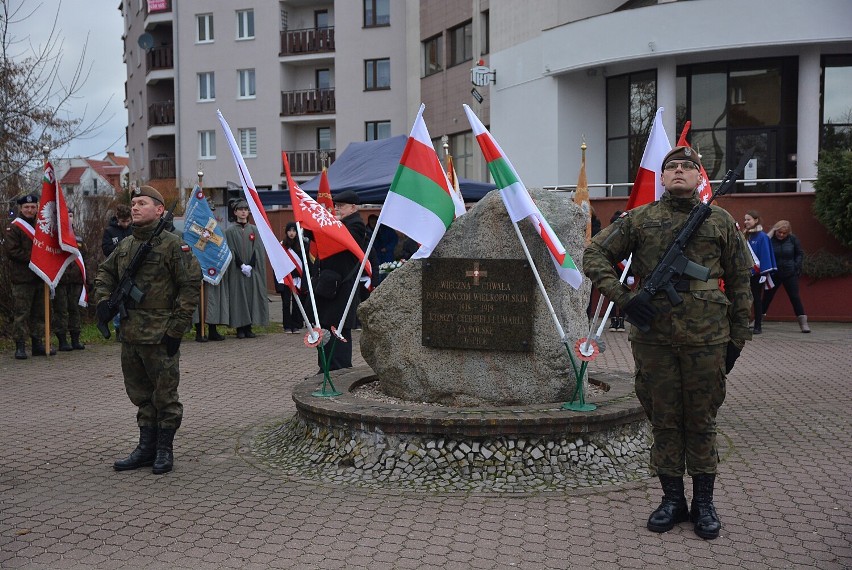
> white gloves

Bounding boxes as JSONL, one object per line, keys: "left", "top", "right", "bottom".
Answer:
{"left": 241, "top": 263, "right": 252, "bottom": 277}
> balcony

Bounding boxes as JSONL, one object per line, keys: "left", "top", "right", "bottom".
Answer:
{"left": 281, "top": 27, "right": 335, "bottom": 56}
{"left": 285, "top": 149, "right": 336, "bottom": 176}
{"left": 146, "top": 45, "right": 173, "bottom": 73}
{"left": 281, "top": 88, "right": 335, "bottom": 117}
{"left": 144, "top": 0, "right": 172, "bottom": 18}
{"left": 148, "top": 101, "right": 175, "bottom": 127}
{"left": 150, "top": 156, "right": 176, "bottom": 180}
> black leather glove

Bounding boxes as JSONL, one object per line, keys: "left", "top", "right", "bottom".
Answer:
{"left": 623, "top": 292, "right": 658, "bottom": 332}
{"left": 163, "top": 334, "right": 182, "bottom": 357}
{"left": 725, "top": 341, "right": 742, "bottom": 374}
{"left": 96, "top": 300, "right": 114, "bottom": 323}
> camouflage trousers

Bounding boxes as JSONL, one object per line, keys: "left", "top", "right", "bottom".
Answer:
{"left": 54, "top": 283, "right": 83, "bottom": 334}
{"left": 11, "top": 282, "right": 45, "bottom": 341}
{"left": 120, "top": 342, "right": 183, "bottom": 429}
{"left": 631, "top": 342, "right": 727, "bottom": 477}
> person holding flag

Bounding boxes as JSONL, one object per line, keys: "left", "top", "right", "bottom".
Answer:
{"left": 583, "top": 146, "right": 753, "bottom": 540}
{"left": 5, "top": 194, "right": 53, "bottom": 359}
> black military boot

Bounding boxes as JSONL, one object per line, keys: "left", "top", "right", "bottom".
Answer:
{"left": 31, "top": 336, "right": 56, "bottom": 356}
{"left": 15, "top": 341, "right": 28, "bottom": 360}
{"left": 207, "top": 324, "right": 225, "bottom": 341}
{"left": 152, "top": 428, "right": 177, "bottom": 474}
{"left": 691, "top": 473, "right": 721, "bottom": 539}
{"left": 57, "top": 333, "right": 73, "bottom": 352}
{"left": 244, "top": 326, "right": 256, "bottom": 338}
{"left": 71, "top": 332, "right": 85, "bottom": 350}
{"left": 113, "top": 426, "right": 158, "bottom": 471}
{"left": 647, "top": 475, "right": 690, "bottom": 533}
{"left": 194, "top": 323, "right": 208, "bottom": 343}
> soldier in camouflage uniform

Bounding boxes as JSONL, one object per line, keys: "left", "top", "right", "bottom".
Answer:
{"left": 583, "top": 147, "right": 752, "bottom": 540}
{"left": 4, "top": 194, "right": 54, "bottom": 359}
{"left": 95, "top": 186, "right": 201, "bottom": 475}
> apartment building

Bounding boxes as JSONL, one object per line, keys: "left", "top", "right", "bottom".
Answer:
{"left": 121, "top": 0, "right": 416, "bottom": 203}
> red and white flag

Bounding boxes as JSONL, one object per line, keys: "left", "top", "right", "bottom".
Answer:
{"left": 316, "top": 165, "right": 336, "bottom": 216}
{"left": 217, "top": 111, "right": 297, "bottom": 283}
{"left": 29, "top": 161, "right": 87, "bottom": 305}
{"left": 625, "top": 107, "right": 671, "bottom": 211}
{"left": 282, "top": 152, "right": 372, "bottom": 284}
{"left": 676, "top": 121, "right": 713, "bottom": 204}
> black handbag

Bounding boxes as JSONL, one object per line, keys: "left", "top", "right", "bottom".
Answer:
{"left": 314, "top": 268, "right": 342, "bottom": 299}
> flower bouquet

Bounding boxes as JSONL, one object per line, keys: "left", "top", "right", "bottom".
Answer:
{"left": 379, "top": 260, "right": 406, "bottom": 274}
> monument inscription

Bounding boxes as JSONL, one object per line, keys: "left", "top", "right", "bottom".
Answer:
{"left": 422, "top": 258, "right": 533, "bottom": 352}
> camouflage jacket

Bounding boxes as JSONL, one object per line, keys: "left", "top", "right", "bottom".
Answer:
{"left": 95, "top": 220, "right": 201, "bottom": 343}
{"left": 583, "top": 192, "right": 753, "bottom": 346}
{"left": 3, "top": 216, "right": 41, "bottom": 284}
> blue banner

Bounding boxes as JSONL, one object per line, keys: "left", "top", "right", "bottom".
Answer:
{"left": 183, "top": 186, "right": 233, "bottom": 285}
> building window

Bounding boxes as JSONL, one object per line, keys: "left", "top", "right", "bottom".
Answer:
{"left": 480, "top": 10, "right": 489, "bottom": 56}
{"left": 237, "top": 9, "right": 255, "bottom": 40}
{"left": 239, "top": 128, "right": 257, "bottom": 158}
{"left": 606, "top": 70, "right": 657, "bottom": 192}
{"left": 198, "top": 72, "right": 215, "bottom": 101}
{"left": 450, "top": 131, "right": 476, "bottom": 179}
{"left": 366, "top": 121, "right": 391, "bottom": 141}
{"left": 364, "top": 0, "right": 389, "bottom": 27}
{"left": 316, "top": 68, "right": 331, "bottom": 90}
{"left": 676, "top": 57, "right": 798, "bottom": 190}
{"left": 238, "top": 69, "right": 256, "bottom": 99}
{"left": 196, "top": 13, "right": 214, "bottom": 43}
{"left": 315, "top": 9, "right": 329, "bottom": 29}
{"left": 200, "top": 130, "right": 216, "bottom": 159}
{"left": 821, "top": 55, "right": 852, "bottom": 152}
{"left": 449, "top": 20, "right": 473, "bottom": 67}
{"left": 317, "top": 127, "right": 331, "bottom": 150}
{"left": 423, "top": 35, "right": 443, "bottom": 77}
{"left": 365, "top": 58, "right": 390, "bottom": 91}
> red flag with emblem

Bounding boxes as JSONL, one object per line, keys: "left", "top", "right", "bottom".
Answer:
{"left": 283, "top": 153, "right": 372, "bottom": 281}
{"left": 676, "top": 121, "right": 714, "bottom": 204}
{"left": 29, "top": 161, "right": 87, "bottom": 304}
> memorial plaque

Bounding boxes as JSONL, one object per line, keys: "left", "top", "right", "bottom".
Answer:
{"left": 422, "top": 258, "right": 534, "bottom": 352}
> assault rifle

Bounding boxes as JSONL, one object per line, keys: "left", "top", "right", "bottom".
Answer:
{"left": 626, "top": 150, "right": 754, "bottom": 332}
{"left": 96, "top": 201, "right": 177, "bottom": 339}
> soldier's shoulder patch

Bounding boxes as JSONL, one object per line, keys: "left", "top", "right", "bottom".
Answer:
{"left": 619, "top": 211, "right": 629, "bottom": 218}
{"left": 180, "top": 244, "right": 191, "bottom": 252}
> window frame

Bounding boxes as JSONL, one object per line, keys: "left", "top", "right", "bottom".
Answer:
{"left": 238, "top": 128, "right": 257, "bottom": 158}
{"left": 196, "top": 13, "right": 214, "bottom": 43}
{"left": 237, "top": 69, "right": 256, "bottom": 99}
{"left": 365, "top": 58, "right": 390, "bottom": 91}
{"left": 236, "top": 9, "right": 255, "bottom": 40}
{"left": 363, "top": 0, "right": 390, "bottom": 28}
{"left": 449, "top": 20, "right": 473, "bottom": 67}
{"left": 199, "top": 130, "right": 216, "bottom": 159}
{"left": 365, "top": 120, "right": 391, "bottom": 141}
{"left": 423, "top": 34, "right": 443, "bottom": 77}
{"left": 198, "top": 71, "right": 216, "bottom": 102}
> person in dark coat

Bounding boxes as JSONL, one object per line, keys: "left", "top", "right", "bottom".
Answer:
{"left": 762, "top": 220, "right": 810, "bottom": 332}
{"left": 101, "top": 204, "right": 133, "bottom": 339}
{"left": 316, "top": 190, "right": 367, "bottom": 371}
{"left": 277, "top": 221, "right": 310, "bottom": 333}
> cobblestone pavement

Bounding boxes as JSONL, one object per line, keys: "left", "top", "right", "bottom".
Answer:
{"left": 1, "top": 310, "right": 850, "bottom": 569}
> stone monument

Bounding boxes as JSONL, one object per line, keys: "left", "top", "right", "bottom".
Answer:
{"left": 359, "top": 188, "right": 590, "bottom": 406}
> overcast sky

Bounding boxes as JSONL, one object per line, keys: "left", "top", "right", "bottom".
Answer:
{"left": 11, "top": 0, "right": 126, "bottom": 161}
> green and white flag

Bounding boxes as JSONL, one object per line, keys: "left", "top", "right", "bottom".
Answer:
{"left": 377, "top": 104, "right": 463, "bottom": 259}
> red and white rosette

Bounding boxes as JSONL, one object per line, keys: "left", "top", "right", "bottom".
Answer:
{"left": 574, "top": 338, "right": 600, "bottom": 362}
{"left": 304, "top": 327, "right": 327, "bottom": 348}
{"left": 330, "top": 326, "right": 347, "bottom": 343}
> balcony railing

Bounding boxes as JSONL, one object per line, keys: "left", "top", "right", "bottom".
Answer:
{"left": 146, "top": 45, "right": 173, "bottom": 72}
{"left": 148, "top": 101, "right": 175, "bottom": 127}
{"left": 280, "top": 27, "right": 335, "bottom": 55}
{"left": 150, "top": 156, "right": 176, "bottom": 180}
{"left": 281, "top": 88, "right": 335, "bottom": 116}
{"left": 284, "top": 149, "right": 336, "bottom": 176}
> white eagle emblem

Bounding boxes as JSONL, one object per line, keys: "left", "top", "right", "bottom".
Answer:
{"left": 37, "top": 202, "right": 56, "bottom": 236}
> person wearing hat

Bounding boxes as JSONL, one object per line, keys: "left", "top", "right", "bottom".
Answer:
{"left": 95, "top": 185, "right": 201, "bottom": 475}
{"left": 4, "top": 194, "right": 55, "bottom": 359}
{"left": 224, "top": 199, "right": 269, "bottom": 338}
{"left": 583, "top": 146, "right": 753, "bottom": 540}
{"left": 313, "top": 190, "right": 368, "bottom": 370}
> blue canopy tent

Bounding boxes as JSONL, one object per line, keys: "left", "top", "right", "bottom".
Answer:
{"left": 257, "top": 135, "right": 495, "bottom": 207}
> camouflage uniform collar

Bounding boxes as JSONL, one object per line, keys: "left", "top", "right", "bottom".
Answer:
{"left": 132, "top": 220, "right": 160, "bottom": 240}
{"left": 661, "top": 191, "right": 698, "bottom": 212}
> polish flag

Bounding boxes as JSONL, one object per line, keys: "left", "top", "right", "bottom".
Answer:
{"left": 625, "top": 107, "right": 671, "bottom": 211}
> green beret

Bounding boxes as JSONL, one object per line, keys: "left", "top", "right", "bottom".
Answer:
{"left": 132, "top": 185, "right": 165, "bottom": 205}
{"left": 662, "top": 146, "right": 702, "bottom": 170}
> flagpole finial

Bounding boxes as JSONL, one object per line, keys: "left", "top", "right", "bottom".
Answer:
{"left": 319, "top": 150, "right": 328, "bottom": 169}
{"left": 197, "top": 170, "right": 204, "bottom": 182}
{"left": 42, "top": 146, "right": 50, "bottom": 161}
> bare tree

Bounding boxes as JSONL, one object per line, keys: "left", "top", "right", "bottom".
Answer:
{"left": 0, "top": 0, "right": 112, "bottom": 336}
